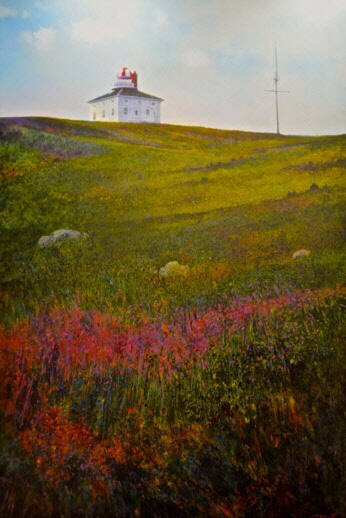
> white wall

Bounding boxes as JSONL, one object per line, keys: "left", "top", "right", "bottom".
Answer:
{"left": 114, "top": 77, "right": 134, "bottom": 88}
{"left": 89, "top": 96, "right": 118, "bottom": 122}
{"left": 118, "top": 96, "right": 161, "bottom": 123}
{"left": 90, "top": 95, "right": 161, "bottom": 123}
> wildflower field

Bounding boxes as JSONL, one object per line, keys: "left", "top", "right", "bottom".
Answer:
{"left": 0, "top": 117, "right": 345, "bottom": 517}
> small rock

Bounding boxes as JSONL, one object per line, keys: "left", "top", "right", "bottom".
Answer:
{"left": 159, "top": 261, "right": 190, "bottom": 279}
{"left": 38, "top": 229, "right": 89, "bottom": 248}
{"left": 38, "top": 235, "right": 53, "bottom": 247}
{"left": 292, "top": 249, "right": 311, "bottom": 259}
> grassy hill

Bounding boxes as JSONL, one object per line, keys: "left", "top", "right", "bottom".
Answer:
{"left": 0, "top": 117, "right": 345, "bottom": 517}
{"left": 0, "top": 117, "right": 345, "bottom": 322}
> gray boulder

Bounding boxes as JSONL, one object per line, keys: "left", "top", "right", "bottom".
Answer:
{"left": 38, "top": 229, "right": 88, "bottom": 248}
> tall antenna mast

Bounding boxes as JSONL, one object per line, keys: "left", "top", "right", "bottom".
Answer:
{"left": 265, "top": 45, "right": 289, "bottom": 134}
{"left": 274, "top": 46, "right": 280, "bottom": 134}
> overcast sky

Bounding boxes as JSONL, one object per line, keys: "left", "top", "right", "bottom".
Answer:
{"left": 0, "top": 0, "right": 345, "bottom": 134}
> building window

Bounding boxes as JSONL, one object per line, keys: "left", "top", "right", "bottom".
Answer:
{"left": 93, "top": 112, "right": 96, "bottom": 120}
{"left": 124, "top": 108, "right": 128, "bottom": 114}
{"left": 112, "top": 108, "right": 114, "bottom": 116}
{"left": 125, "top": 99, "right": 128, "bottom": 102}
{"left": 135, "top": 110, "right": 138, "bottom": 115}
{"left": 102, "top": 110, "right": 105, "bottom": 118}
{"left": 146, "top": 109, "right": 150, "bottom": 115}
{"left": 152, "top": 102, "right": 155, "bottom": 105}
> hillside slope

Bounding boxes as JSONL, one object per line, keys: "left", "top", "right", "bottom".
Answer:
{"left": 0, "top": 117, "right": 345, "bottom": 321}
{"left": 0, "top": 117, "right": 345, "bottom": 517}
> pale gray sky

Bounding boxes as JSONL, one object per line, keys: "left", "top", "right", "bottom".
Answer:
{"left": 1, "top": 0, "right": 345, "bottom": 134}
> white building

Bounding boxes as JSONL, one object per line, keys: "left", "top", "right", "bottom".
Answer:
{"left": 88, "top": 67, "right": 163, "bottom": 123}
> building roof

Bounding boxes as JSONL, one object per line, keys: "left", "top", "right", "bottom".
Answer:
{"left": 88, "top": 87, "right": 163, "bottom": 103}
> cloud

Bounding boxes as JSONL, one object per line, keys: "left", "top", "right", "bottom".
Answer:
{"left": 291, "top": 0, "right": 345, "bottom": 25}
{"left": 34, "top": 1, "right": 49, "bottom": 9}
{"left": 71, "top": 0, "right": 140, "bottom": 44}
{"left": 72, "top": 18, "right": 114, "bottom": 44}
{"left": 175, "top": 0, "right": 346, "bottom": 58}
{"left": 153, "top": 10, "right": 167, "bottom": 27}
{"left": 3, "top": 0, "right": 346, "bottom": 134}
{"left": 20, "top": 27, "right": 57, "bottom": 52}
{"left": 0, "top": 4, "right": 17, "bottom": 18}
{"left": 181, "top": 49, "right": 209, "bottom": 68}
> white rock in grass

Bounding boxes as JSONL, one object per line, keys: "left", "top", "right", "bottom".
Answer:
{"left": 159, "top": 261, "right": 190, "bottom": 279}
{"left": 38, "top": 235, "right": 53, "bottom": 247}
{"left": 38, "top": 229, "right": 88, "bottom": 248}
{"left": 292, "top": 249, "right": 311, "bottom": 259}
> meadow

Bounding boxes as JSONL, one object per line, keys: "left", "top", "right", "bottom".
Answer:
{"left": 0, "top": 117, "right": 345, "bottom": 517}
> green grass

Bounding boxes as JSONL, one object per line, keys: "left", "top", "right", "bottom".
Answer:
{"left": 1, "top": 116, "right": 345, "bottom": 323}
{"left": 0, "top": 117, "right": 345, "bottom": 517}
